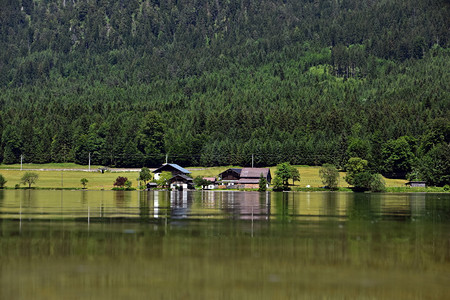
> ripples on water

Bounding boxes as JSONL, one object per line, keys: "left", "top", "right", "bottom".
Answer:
{"left": 1, "top": 190, "right": 449, "bottom": 299}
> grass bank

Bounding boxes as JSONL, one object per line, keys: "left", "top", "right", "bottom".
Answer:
{"left": 0, "top": 164, "right": 413, "bottom": 191}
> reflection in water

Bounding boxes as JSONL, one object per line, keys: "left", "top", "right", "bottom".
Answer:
{"left": 0, "top": 190, "right": 449, "bottom": 223}
{"left": 0, "top": 190, "right": 450, "bottom": 299}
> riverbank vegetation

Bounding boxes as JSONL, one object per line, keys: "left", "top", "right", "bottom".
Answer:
{"left": 0, "top": 0, "right": 448, "bottom": 185}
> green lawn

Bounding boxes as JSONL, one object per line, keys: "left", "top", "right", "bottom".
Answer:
{"left": 0, "top": 164, "right": 409, "bottom": 190}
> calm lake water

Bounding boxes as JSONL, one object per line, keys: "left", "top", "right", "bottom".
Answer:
{"left": 1, "top": 190, "right": 449, "bottom": 299}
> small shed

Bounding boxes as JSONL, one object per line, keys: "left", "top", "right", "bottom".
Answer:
{"left": 146, "top": 182, "right": 158, "bottom": 190}
{"left": 406, "top": 181, "right": 426, "bottom": 188}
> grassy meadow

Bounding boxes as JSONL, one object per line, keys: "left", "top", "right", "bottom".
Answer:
{"left": 0, "top": 164, "right": 409, "bottom": 190}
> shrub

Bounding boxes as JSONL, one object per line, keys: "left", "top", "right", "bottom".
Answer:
{"left": 370, "top": 174, "right": 386, "bottom": 192}
{"left": 0, "top": 174, "right": 7, "bottom": 188}
{"left": 80, "top": 178, "right": 88, "bottom": 189}
{"left": 113, "top": 176, "right": 128, "bottom": 188}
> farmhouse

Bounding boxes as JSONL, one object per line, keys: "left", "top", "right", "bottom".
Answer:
{"left": 218, "top": 167, "right": 271, "bottom": 189}
{"left": 168, "top": 174, "right": 194, "bottom": 190}
{"left": 237, "top": 168, "right": 271, "bottom": 189}
{"left": 153, "top": 163, "right": 191, "bottom": 180}
{"left": 218, "top": 168, "right": 242, "bottom": 186}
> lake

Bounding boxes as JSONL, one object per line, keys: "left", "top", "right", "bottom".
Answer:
{"left": 1, "top": 190, "right": 449, "bottom": 299}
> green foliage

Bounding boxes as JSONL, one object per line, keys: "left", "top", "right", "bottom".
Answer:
{"left": 370, "top": 174, "right": 386, "bottom": 193}
{"left": 20, "top": 172, "right": 39, "bottom": 188}
{"left": 193, "top": 176, "right": 211, "bottom": 189}
{"left": 157, "top": 171, "right": 172, "bottom": 187}
{"left": 319, "top": 164, "right": 339, "bottom": 190}
{"left": 0, "top": 174, "right": 6, "bottom": 188}
{"left": 272, "top": 176, "right": 289, "bottom": 192}
{"left": 139, "top": 167, "right": 152, "bottom": 184}
{"left": 290, "top": 167, "right": 300, "bottom": 186}
{"left": 0, "top": 0, "right": 448, "bottom": 186}
{"left": 416, "top": 143, "right": 450, "bottom": 187}
{"left": 351, "top": 171, "right": 374, "bottom": 192}
{"left": 80, "top": 178, "right": 88, "bottom": 189}
{"left": 344, "top": 157, "right": 369, "bottom": 186}
{"left": 275, "top": 162, "right": 295, "bottom": 186}
{"left": 258, "top": 174, "right": 267, "bottom": 192}
{"left": 381, "top": 136, "right": 417, "bottom": 176}
{"left": 124, "top": 180, "right": 132, "bottom": 189}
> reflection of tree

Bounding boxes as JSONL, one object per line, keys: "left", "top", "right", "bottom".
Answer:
{"left": 0, "top": 190, "right": 4, "bottom": 208}
{"left": 424, "top": 194, "right": 450, "bottom": 222}
{"left": 347, "top": 193, "right": 375, "bottom": 221}
{"left": 273, "top": 192, "right": 290, "bottom": 222}
{"left": 81, "top": 190, "right": 87, "bottom": 204}
{"left": 114, "top": 191, "right": 128, "bottom": 208}
{"left": 322, "top": 192, "right": 338, "bottom": 216}
{"left": 139, "top": 192, "right": 150, "bottom": 221}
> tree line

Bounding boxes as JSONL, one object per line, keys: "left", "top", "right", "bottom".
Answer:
{"left": 0, "top": 0, "right": 449, "bottom": 185}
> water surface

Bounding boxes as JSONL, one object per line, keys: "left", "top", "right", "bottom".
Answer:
{"left": 1, "top": 190, "right": 449, "bottom": 299}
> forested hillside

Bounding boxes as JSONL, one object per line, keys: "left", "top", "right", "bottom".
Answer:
{"left": 0, "top": 0, "right": 449, "bottom": 183}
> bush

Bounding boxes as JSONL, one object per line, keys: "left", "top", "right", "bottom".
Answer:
{"left": 370, "top": 174, "right": 386, "bottom": 192}
{"left": 0, "top": 174, "right": 7, "bottom": 188}
{"left": 319, "top": 164, "right": 339, "bottom": 190}
{"left": 351, "top": 171, "right": 373, "bottom": 192}
{"left": 80, "top": 178, "right": 88, "bottom": 189}
{"left": 113, "top": 176, "right": 128, "bottom": 188}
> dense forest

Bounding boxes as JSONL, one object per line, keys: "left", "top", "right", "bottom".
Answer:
{"left": 0, "top": 0, "right": 449, "bottom": 184}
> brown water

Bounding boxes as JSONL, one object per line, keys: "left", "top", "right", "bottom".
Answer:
{"left": 1, "top": 190, "right": 449, "bottom": 299}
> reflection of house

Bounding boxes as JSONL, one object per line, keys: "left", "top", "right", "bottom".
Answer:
{"left": 218, "top": 168, "right": 242, "bottom": 186}
{"left": 218, "top": 168, "right": 271, "bottom": 189}
{"left": 238, "top": 168, "right": 271, "bottom": 189}
{"left": 153, "top": 163, "right": 191, "bottom": 180}
{"left": 168, "top": 174, "right": 194, "bottom": 190}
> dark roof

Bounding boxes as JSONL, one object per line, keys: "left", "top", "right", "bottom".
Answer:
{"left": 169, "top": 174, "right": 193, "bottom": 183}
{"left": 240, "top": 168, "right": 270, "bottom": 179}
{"left": 218, "top": 168, "right": 242, "bottom": 177}
{"left": 153, "top": 163, "right": 191, "bottom": 174}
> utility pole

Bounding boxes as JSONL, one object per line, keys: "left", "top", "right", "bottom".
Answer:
{"left": 20, "top": 155, "right": 23, "bottom": 171}
{"left": 88, "top": 152, "right": 91, "bottom": 171}
{"left": 252, "top": 154, "right": 254, "bottom": 168}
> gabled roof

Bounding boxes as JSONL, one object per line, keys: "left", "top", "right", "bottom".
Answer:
{"left": 153, "top": 163, "right": 191, "bottom": 174}
{"left": 240, "top": 168, "right": 270, "bottom": 179}
{"left": 169, "top": 174, "right": 193, "bottom": 182}
{"left": 218, "top": 168, "right": 242, "bottom": 176}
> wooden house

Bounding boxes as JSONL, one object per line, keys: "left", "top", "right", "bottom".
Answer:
{"left": 168, "top": 174, "right": 194, "bottom": 190}
{"left": 218, "top": 168, "right": 242, "bottom": 186}
{"left": 237, "top": 168, "right": 271, "bottom": 189}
